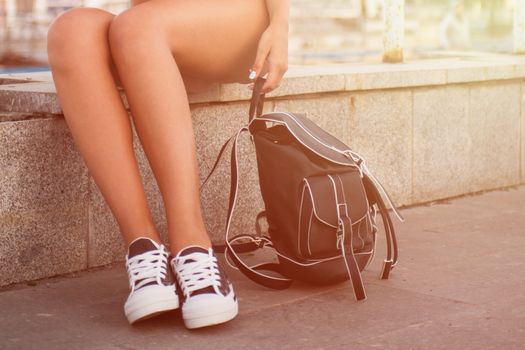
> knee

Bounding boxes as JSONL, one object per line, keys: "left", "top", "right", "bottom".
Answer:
{"left": 47, "top": 7, "right": 114, "bottom": 72}
{"left": 108, "top": 7, "right": 163, "bottom": 63}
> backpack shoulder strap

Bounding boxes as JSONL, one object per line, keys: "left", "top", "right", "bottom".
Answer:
{"left": 361, "top": 174, "right": 399, "bottom": 279}
{"left": 224, "top": 126, "right": 293, "bottom": 290}
{"left": 201, "top": 77, "right": 291, "bottom": 289}
{"left": 199, "top": 135, "right": 234, "bottom": 191}
{"left": 201, "top": 75, "right": 266, "bottom": 191}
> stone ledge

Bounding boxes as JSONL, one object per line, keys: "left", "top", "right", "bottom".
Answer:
{"left": 1, "top": 53, "right": 525, "bottom": 286}
{"left": 3, "top": 53, "right": 525, "bottom": 119}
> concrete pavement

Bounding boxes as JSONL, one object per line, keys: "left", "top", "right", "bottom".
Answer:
{"left": 1, "top": 186, "right": 524, "bottom": 349}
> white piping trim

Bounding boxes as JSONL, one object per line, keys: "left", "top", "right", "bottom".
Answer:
{"left": 267, "top": 111, "right": 353, "bottom": 157}
{"left": 351, "top": 214, "right": 369, "bottom": 226}
{"left": 250, "top": 115, "right": 360, "bottom": 168}
{"left": 345, "top": 151, "right": 404, "bottom": 223}
{"left": 306, "top": 209, "right": 314, "bottom": 256}
{"left": 271, "top": 245, "right": 358, "bottom": 266}
{"left": 297, "top": 184, "right": 307, "bottom": 257}
{"left": 229, "top": 235, "right": 373, "bottom": 267}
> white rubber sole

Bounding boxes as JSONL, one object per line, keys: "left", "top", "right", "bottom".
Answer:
{"left": 124, "top": 286, "right": 180, "bottom": 324}
{"left": 183, "top": 299, "right": 239, "bottom": 329}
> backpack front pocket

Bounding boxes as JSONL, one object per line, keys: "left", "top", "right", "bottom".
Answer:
{"left": 297, "top": 171, "right": 371, "bottom": 259}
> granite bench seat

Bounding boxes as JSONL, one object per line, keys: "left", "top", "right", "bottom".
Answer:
{"left": 1, "top": 53, "right": 525, "bottom": 286}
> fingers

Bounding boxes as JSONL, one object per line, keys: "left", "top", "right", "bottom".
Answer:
{"left": 249, "top": 41, "right": 270, "bottom": 82}
{"left": 261, "top": 62, "right": 287, "bottom": 93}
{"left": 248, "top": 62, "right": 286, "bottom": 94}
{"left": 247, "top": 63, "right": 269, "bottom": 91}
{"left": 247, "top": 28, "right": 288, "bottom": 94}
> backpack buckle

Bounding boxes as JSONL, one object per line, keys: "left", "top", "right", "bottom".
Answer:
{"left": 252, "top": 236, "right": 271, "bottom": 249}
{"left": 336, "top": 198, "right": 350, "bottom": 249}
{"left": 337, "top": 203, "right": 348, "bottom": 217}
{"left": 253, "top": 238, "right": 264, "bottom": 248}
{"left": 336, "top": 231, "right": 344, "bottom": 250}
{"left": 336, "top": 219, "right": 345, "bottom": 250}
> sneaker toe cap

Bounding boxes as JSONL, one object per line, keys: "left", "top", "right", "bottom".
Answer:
{"left": 183, "top": 290, "right": 237, "bottom": 316}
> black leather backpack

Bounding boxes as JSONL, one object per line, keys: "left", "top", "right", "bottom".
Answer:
{"left": 205, "top": 76, "right": 403, "bottom": 301}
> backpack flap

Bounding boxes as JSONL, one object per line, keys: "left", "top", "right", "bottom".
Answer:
{"left": 249, "top": 112, "right": 360, "bottom": 168}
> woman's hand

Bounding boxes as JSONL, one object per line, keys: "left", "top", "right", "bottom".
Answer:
{"left": 248, "top": 21, "right": 289, "bottom": 94}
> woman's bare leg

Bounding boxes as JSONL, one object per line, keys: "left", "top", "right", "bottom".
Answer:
{"left": 108, "top": 0, "right": 270, "bottom": 254}
{"left": 47, "top": 8, "right": 160, "bottom": 246}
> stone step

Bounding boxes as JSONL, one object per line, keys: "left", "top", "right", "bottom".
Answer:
{"left": 1, "top": 54, "right": 525, "bottom": 287}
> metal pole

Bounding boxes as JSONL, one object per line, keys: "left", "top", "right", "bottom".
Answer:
{"left": 514, "top": 0, "right": 525, "bottom": 54}
{"left": 34, "top": 0, "right": 47, "bottom": 22}
{"left": 84, "top": 0, "right": 104, "bottom": 8}
{"left": 382, "top": 0, "right": 404, "bottom": 63}
{"left": 3, "top": 0, "right": 16, "bottom": 55}
{"left": 5, "top": 0, "right": 16, "bottom": 34}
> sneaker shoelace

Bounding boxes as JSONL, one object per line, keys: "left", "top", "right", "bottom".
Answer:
{"left": 126, "top": 248, "right": 169, "bottom": 292}
{"left": 174, "top": 251, "right": 222, "bottom": 298}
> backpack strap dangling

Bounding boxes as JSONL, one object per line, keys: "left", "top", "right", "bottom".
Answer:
{"left": 361, "top": 174, "right": 399, "bottom": 279}
{"left": 223, "top": 126, "right": 293, "bottom": 290}
{"left": 330, "top": 175, "right": 367, "bottom": 301}
{"left": 201, "top": 76, "right": 267, "bottom": 191}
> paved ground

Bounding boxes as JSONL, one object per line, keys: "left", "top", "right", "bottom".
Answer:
{"left": 1, "top": 186, "right": 524, "bottom": 349}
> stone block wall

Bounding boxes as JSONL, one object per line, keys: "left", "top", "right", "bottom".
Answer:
{"left": 1, "top": 54, "right": 525, "bottom": 286}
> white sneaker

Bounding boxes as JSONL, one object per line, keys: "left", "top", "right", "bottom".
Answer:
{"left": 171, "top": 246, "right": 238, "bottom": 329}
{"left": 124, "top": 237, "right": 180, "bottom": 324}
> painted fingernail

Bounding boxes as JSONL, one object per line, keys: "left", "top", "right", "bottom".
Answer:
{"left": 248, "top": 69, "right": 256, "bottom": 80}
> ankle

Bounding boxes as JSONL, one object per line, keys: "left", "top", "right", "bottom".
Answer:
{"left": 168, "top": 237, "right": 212, "bottom": 256}
{"left": 124, "top": 231, "right": 162, "bottom": 247}
{"left": 166, "top": 223, "right": 212, "bottom": 255}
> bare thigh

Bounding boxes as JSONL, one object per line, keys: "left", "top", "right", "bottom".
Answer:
{"left": 116, "top": 0, "right": 270, "bottom": 89}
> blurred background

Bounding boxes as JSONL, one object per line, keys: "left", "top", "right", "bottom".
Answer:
{"left": 0, "top": 0, "right": 518, "bottom": 73}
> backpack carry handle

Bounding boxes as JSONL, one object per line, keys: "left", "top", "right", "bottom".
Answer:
{"left": 248, "top": 76, "right": 267, "bottom": 122}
